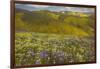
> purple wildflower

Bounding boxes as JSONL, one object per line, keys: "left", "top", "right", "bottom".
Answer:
{"left": 40, "top": 51, "right": 48, "bottom": 58}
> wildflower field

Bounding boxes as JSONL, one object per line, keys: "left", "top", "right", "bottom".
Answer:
{"left": 15, "top": 32, "right": 95, "bottom": 66}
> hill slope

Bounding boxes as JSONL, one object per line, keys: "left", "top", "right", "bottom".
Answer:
{"left": 15, "top": 8, "right": 95, "bottom": 37}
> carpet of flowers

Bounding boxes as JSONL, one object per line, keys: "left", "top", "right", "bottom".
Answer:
{"left": 15, "top": 32, "right": 95, "bottom": 66}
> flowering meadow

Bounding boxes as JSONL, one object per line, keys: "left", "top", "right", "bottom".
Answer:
{"left": 15, "top": 32, "right": 95, "bottom": 66}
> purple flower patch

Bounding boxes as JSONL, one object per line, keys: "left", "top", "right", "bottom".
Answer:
{"left": 40, "top": 51, "right": 48, "bottom": 58}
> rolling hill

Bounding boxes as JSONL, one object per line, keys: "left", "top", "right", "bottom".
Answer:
{"left": 15, "top": 8, "right": 95, "bottom": 37}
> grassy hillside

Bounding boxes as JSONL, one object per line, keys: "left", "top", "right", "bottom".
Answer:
{"left": 15, "top": 8, "right": 95, "bottom": 37}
